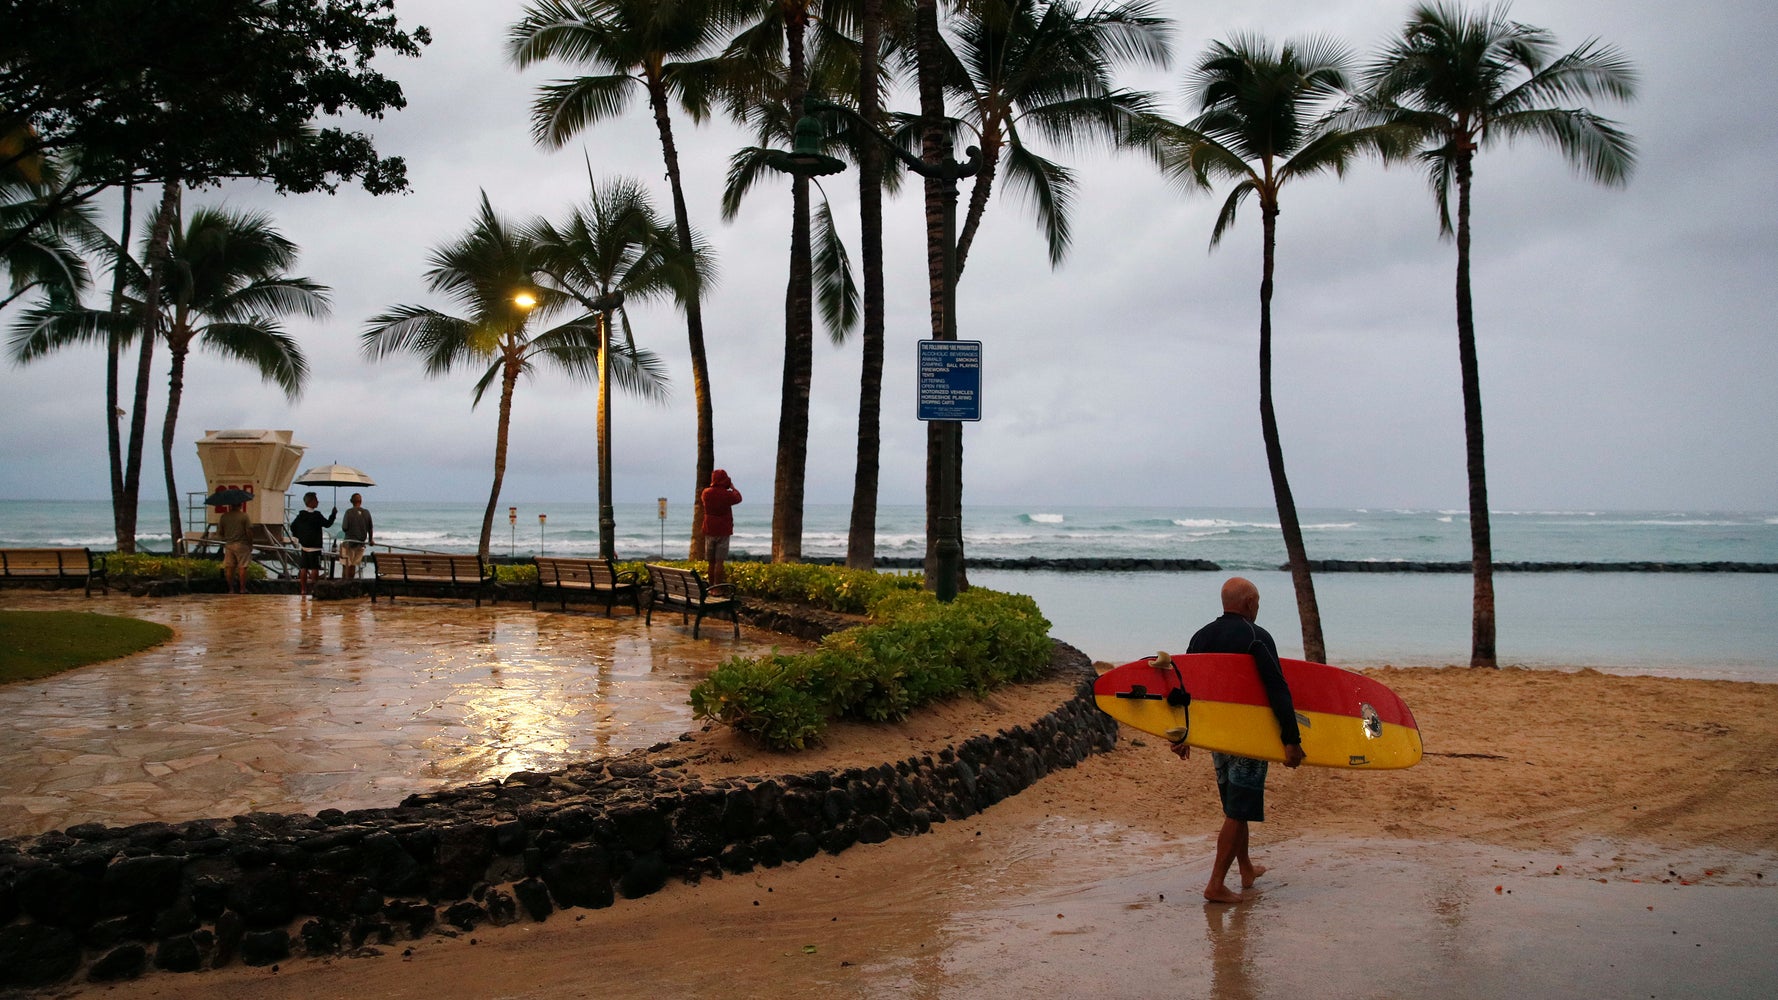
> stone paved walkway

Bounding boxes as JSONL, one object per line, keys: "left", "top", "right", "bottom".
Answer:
{"left": 0, "top": 591, "right": 798, "bottom": 839}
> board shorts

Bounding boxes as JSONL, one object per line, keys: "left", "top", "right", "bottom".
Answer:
{"left": 1212, "top": 752, "right": 1268, "bottom": 823}
{"left": 222, "top": 542, "right": 252, "bottom": 573}
{"left": 300, "top": 548, "right": 323, "bottom": 570}
{"left": 705, "top": 534, "right": 730, "bottom": 564}
{"left": 339, "top": 541, "right": 365, "bottom": 567}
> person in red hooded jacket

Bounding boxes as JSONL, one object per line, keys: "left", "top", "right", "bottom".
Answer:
{"left": 699, "top": 469, "right": 742, "bottom": 586}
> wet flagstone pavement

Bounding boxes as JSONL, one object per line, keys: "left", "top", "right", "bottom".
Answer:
{"left": 0, "top": 591, "right": 800, "bottom": 839}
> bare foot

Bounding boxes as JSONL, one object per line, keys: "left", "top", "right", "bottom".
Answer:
{"left": 1240, "top": 864, "right": 1268, "bottom": 888}
{"left": 1203, "top": 884, "right": 1244, "bottom": 904}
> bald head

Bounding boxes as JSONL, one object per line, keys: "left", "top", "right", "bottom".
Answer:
{"left": 1220, "top": 577, "right": 1260, "bottom": 621}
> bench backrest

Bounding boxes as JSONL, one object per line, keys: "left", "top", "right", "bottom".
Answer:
{"left": 0, "top": 547, "right": 94, "bottom": 577}
{"left": 535, "top": 556, "right": 622, "bottom": 588}
{"left": 645, "top": 563, "right": 704, "bottom": 601}
{"left": 375, "top": 553, "right": 489, "bottom": 582}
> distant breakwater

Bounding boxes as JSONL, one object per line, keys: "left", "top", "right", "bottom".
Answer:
{"left": 796, "top": 557, "right": 1778, "bottom": 573}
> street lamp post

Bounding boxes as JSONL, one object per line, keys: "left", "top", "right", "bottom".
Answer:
{"left": 780, "top": 98, "right": 979, "bottom": 601}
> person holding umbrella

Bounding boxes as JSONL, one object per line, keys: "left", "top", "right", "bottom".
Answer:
{"left": 289, "top": 492, "right": 336, "bottom": 598}
{"left": 218, "top": 501, "right": 254, "bottom": 594}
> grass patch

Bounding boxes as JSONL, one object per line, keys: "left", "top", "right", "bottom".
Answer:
{"left": 0, "top": 610, "right": 173, "bottom": 684}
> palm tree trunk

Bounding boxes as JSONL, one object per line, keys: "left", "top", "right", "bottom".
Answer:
{"left": 479, "top": 356, "right": 521, "bottom": 559}
{"left": 1454, "top": 152, "right": 1497, "bottom": 668}
{"left": 1258, "top": 203, "right": 1326, "bottom": 663}
{"left": 645, "top": 76, "right": 715, "bottom": 561}
{"left": 773, "top": 174, "right": 814, "bottom": 564}
{"left": 954, "top": 124, "right": 1003, "bottom": 277}
{"left": 847, "top": 0, "right": 886, "bottom": 571}
{"left": 121, "top": 180, "right": 180, "bottom": 553}
{"left": 107, "top": 184, "right": 133, "bottom": 549}
{"left": 772, "top": 10, "right": 813, "bottom": 564}
{"left": 597, "top": 313, "right": 615, "bottom": 560}
{"left": 916, "top": 0, "right": 947, "bottom": 590}
{"left": 162, "top": 344, "right": 189, "bottom": 555}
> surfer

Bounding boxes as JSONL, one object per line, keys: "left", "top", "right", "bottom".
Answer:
{"left": 1172, "top": 576, "right": 1305, "bottom": 903}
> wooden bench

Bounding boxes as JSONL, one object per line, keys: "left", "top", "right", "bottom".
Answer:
{"left": 371, "top": 553, "right": 496, "bottom": 606}
{"left": 644, "top": 564, "right": 740, "bottom": 638}
{"left": 0, "top": 547, "right": 109, "bottom": 596}
{"left": 532, "top": 556, "right": 641, "bottom": 615}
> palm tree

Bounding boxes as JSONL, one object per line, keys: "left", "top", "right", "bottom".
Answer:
{"left": 529, "top": 177, "right": 684, "bottom": 558}
{"left": 1363, "top": 3, "right": 1636, "bottom": 668}
{"left": 9, "top": 203, "right": 322, "bottom": 553}
{"left": 846, "top": 0, "right": 891, "bottom": 570}
{"left": 940, "top": 0, "right": 1169, "bottom": 275}
{"left": 362, "top": 193, "right": 667, "bottom": 558}
{"left": 1143, "top": 35, "right": 1403, "bottom": 664}
{"left": 916, "top": 0, "right": 1168, "bottom": 586}
{"left": 509, "top": 0, "right": 744, "bottom": 560}
{"left": 150, "top": 207, "right": 323, "bottom": 550}
{"left": 722, "top": 0, "right": 831, "bottom": 564}
{"left": 720, "top": 3, "right": 908, "bottom": 569}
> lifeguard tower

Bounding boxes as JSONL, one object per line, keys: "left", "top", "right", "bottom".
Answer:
{"left": 188, "top": 429, "right": 307, "bottom": 561}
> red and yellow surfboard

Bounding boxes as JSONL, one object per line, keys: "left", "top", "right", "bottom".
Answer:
{"left": 1092, "top": 652, "right": 1422, "bottom": 769}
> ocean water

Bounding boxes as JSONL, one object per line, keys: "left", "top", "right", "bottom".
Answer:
{"left": 3, "top": 500, "right": 1774, "bottom": 681}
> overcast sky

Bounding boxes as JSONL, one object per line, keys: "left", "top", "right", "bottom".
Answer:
{"left": 3, "top": 0, "right": 1773, "bottom": 517}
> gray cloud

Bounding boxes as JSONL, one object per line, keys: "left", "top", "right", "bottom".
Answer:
{"left": 3, "top": 0, "right": 1772, "bottom": 516}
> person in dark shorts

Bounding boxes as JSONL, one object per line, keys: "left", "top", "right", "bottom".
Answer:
{"left": 289, "top": 491, "right": 336, "bottom": 598}
{"left": 1170, "top": 576, "right": 1305, "bottom": 903}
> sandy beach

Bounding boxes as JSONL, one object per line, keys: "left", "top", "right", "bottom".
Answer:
{"left": 27, "top": 652, "right": 1775, "bottom": 1000}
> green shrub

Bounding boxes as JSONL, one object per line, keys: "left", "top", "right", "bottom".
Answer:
{"left": 494, "top": 563, "right": 537, "bottom": 585}
{"left": 720, "top": 560, "right": 922, "bottom": 614}
{"left": 687, "top": 652, "right": 830, "bottom": 750}
{"left": 103, "top": 553, "right": 264, "bottom": 582}
{"left": 688, "top": 577, "right": 1052, "bottom": 750}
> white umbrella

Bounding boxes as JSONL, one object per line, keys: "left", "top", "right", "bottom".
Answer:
{"left": 294, "top": 462, "right": 376, "bottom": 507}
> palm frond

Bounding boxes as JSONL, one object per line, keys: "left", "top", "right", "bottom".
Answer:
{"left": 532, "top": 75, "right": 637, "bottom": 149}
{"left": 1208, "top": 180, "right": 1256, "bottom": 249}
{"left": 1001, "top": 141, "right": 1074, "bottom": 266}
{"left": 197, "top": 322, "right": 308, "bottom": 399}
{"left": 6, "top": 306, "right": 120, "bottom": 361}
{"left": 360, "top": 305, "right": 481, "bottom": 376}
{"left": 720, "top": 146, "right": 778, "bottom": 220}
{"left": 1491, "top": 107, "right": 1636, "bottom": 186}
{"left": 812, "top": 198, "right": 859, "bottom": 342}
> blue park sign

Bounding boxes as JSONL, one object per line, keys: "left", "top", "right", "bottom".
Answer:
{"left": 917, "top": 340, "right": 982, "bottom": 422}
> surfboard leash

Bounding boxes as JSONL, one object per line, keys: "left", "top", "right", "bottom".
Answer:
{"left": 1154, "top": 652, "right": 1191, "bottom": 744}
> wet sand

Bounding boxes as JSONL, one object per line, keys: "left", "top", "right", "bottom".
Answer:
{"left": 4, "top": 592, "right": 1776, "bottom": 998}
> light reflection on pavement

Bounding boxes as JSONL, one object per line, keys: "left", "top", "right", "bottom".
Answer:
{"left": 0, "top": 592, "right": 800, "bottom": 838}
